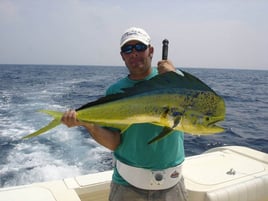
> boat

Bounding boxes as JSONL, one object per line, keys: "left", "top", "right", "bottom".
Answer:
{"left": 0, "top": 146, "right": 267, "bottom": 201}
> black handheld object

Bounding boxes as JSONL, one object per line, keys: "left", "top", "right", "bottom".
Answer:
{"left": 162, "top": 39, "right": 169, "bottom": 60}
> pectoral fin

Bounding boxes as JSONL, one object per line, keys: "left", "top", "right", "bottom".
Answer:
{"left": 147, "top": 116, "right": 182, "bottom": 144}
{"left": 147, "top": 127, "right": 174, "bottom": 144}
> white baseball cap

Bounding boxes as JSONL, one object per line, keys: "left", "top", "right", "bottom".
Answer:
{"left": 120, "top": 27, "right": 151, "bottom": 47}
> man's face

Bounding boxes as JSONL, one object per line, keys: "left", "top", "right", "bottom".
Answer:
{"left": 120, "top": 40, "right": 154, "bottom": 80}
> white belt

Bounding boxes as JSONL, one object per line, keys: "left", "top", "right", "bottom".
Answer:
{"left": 116, "top": 160, "right": 182, "bottom": 190}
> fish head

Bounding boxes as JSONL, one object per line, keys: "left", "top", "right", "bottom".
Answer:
{"left": 179, "top": 111, "right": 225, "bottom": 134}
{"left": 174, "top": 91, "right": 226, "bottom": 135}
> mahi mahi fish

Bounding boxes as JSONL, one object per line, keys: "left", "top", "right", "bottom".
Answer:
{"left": 23, "top": 70, "right": 225, "bottom": 144}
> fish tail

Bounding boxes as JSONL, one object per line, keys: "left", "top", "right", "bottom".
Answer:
{"left": 22, "top": 110, "right": 63, "bottom": 139}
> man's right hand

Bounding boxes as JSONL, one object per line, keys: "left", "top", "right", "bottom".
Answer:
{"left": 61, "top": 110, "right": 82, "bottom": 128}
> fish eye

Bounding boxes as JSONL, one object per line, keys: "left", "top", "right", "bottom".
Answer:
{"left": 172, "top": 111, "right": 182, "bottom": 116}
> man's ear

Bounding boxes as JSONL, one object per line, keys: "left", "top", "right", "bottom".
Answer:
{"left": 120, "top": 52, "right": 125, "bottom": 61}
{"left": 149, "top": 46, "right": 154, "bottom": 58}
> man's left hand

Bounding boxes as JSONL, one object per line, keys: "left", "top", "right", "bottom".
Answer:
{"left": 157, "top": 60, "right": 176, "bottom": 74}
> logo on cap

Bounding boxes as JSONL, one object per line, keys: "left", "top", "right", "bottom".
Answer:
{"left": 120, "top": 27, "right": 151, "bottom": 47}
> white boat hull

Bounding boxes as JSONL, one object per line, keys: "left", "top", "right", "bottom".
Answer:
{"left": 0, "top": 146, "right": 267, "bottom": 201}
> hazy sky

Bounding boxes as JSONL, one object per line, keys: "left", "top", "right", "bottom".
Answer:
{"left": 0, "top": 0, "right": 267, "bottom": 69}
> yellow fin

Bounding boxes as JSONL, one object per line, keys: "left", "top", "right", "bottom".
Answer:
{"left": 22, "top": 110, "right": 62, "bottom": 139}
{"left": 147, "top": 127, "right": 174, "bottom": 144}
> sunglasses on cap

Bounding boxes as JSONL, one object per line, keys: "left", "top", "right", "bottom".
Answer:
{"left": 121, "top": 42, "right": 148, "bottom": 54}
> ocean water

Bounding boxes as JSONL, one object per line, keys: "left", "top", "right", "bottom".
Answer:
{"left": 0, "top": 64, "right": 267, "bottom": 188}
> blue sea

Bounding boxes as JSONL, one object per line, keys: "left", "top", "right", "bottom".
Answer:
{"left": 0, "top": 64, "right": 267, "bottom": 188}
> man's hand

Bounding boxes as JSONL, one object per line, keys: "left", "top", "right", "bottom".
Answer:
{"left": 61, "top": 110, "right": 83, "bottom": 128}
{"left": 157, "top": 60, "right": 176, "bottom": 74}
{"left": 61, "top": 109, "right": 120, "bottom": 150}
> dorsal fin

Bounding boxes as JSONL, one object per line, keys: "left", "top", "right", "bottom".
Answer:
{"left": 76, "top": 71, "right": 215, "bottom": 111}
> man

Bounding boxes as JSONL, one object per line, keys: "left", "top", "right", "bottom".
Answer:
{"left": 61, "top": 27, "right": 188, "bottom": 201}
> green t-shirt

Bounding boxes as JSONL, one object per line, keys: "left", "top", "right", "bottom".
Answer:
{"left": 106, "top": 68, "right": 185, "bottom": 185}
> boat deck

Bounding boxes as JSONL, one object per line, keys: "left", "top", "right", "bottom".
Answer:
{"left": 1, "top": 146, "right": 268, "bottom": 201}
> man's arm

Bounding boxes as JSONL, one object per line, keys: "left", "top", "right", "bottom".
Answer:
{"left": 61, "top": 110, "right": 121, "bottom": 151}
